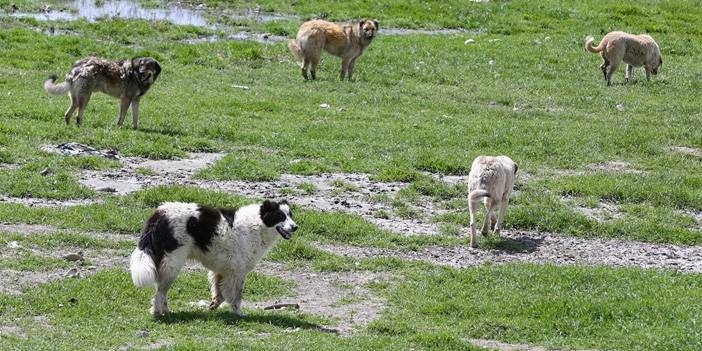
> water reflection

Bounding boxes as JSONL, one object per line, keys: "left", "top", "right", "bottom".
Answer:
{"left": 11, "top": 0, "right": 209, "bottom": 27}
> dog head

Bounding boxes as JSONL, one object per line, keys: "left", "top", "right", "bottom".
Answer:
{"left": 131, "top": 57, "right": 162, "bottom": 86}
{"left": 359, "top": 20, "right": 379, "bottom": 41}
{"left": 651, "top": 56, "right": 662, "bottom": 75}
{"left": 260, "top": 200, "right": 297, "bottom": 240}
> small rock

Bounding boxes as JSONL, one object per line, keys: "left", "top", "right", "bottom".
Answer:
{"left": 7, "top": 241, "right": 20, "bottom": 249}
{"left": 464, "top": 38, "right": 475, "bottom": 44}
{"left": 65, "top": 267, "right": 80, "bottom": 278}
{"left": 62, "top": 252, "right": 83, "bottom": 262}
{"left": 616, "top": 104, "right": 625, "bottom": 111}
{"left": 188, "top": 300, "right": 210, "bottom": 308}
{"left": 136, "top": 330, "right": 150, "bottom": 338}
{"left": 320, "top": 103, "right": 330, "bottom": 109}
{"left": 39, "top": 168, "right": 51, "bottom": 176}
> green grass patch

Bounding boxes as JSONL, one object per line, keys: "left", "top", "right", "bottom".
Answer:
{"left": 370, "top": 263, "right": 702, "bottom": 351}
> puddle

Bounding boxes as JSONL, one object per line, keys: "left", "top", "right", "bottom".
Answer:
{"left": 381, "top": 28, "right": 477, "bottom": 36}
{"left": 11, "top": 0, "right": 210, "bottom": 27}
{"left": 184, "top": 32, "right": 288, "bottom": 44}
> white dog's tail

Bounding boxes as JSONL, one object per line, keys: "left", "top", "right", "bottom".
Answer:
{"left": 469, "top": 189, "right": 491, "bottom": 200}
{"left": 288, "top": 39, "right": 303, "bottom": 62}
{"left": 130, "top": 248, "right": 157, "bottom": 288}
{"left": 585, "top": 36, "right": 604, "bottom": 53}
{"left": 44, "top": 75, "right": 71, "bottom": 95}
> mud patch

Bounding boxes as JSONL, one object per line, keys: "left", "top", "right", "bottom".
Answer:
{"left": 250, "top": 262, "right": 390, "bottom": 335}
{"left": 313, "top": 230, "right": 702, "bottom": 273}
{"left": 466, "top": 338, "right": 599, "bottom": 351}
{"left": 0, "top": 194, "right": 102, "bottom": 208}
{"left": 562, "top": 196, "right": 624, "bottom": 222}
{"left": 587, "top": 160, "right": 646, "bottom": 174}
{"left": 667, "top": 145, "right": 702, "bottom": 158}
{"left": 79, "top": 152, "right": 225, "bottom": 195}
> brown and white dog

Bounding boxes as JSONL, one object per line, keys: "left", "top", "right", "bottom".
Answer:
{"left": 467, "top": 156, "right": 518, "bottom": 248}
{"left": 585, "top": 31, "right": 662, "bottom": 85}
{"left": 130, "top": 200, "right": 297, "bottom": 317}
{"left": 288, "top": 19, "right": 378, "bottom": 80}
{"left": 44, "top": 56, "right": 161, "bottom": 128}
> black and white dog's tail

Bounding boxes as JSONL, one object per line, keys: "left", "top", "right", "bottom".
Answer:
{"left": 130, "top": 248, "right": 157, "bottom": 288}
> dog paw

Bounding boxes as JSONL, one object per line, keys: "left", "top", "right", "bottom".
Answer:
{"left": 208, "top": 298, "right": 223, "bottom": 310}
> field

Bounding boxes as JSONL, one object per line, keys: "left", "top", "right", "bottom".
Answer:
{"left": 1, "top": 0, "right": 702, "bottom": 350}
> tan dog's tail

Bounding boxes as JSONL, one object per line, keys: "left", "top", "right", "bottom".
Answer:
{"left": 585, "top": 36, "right": 604, "bottom": 53}
{"left": 469, "top": 189, "right": 491, "bottom": 201}
{"left": 288, "top": 39, "right": 303, "bottom": 62}
{"left": 44, "top": 75, "right": 71, "bottom": 95}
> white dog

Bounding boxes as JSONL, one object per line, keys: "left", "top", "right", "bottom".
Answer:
{"left": 130, "top": 200, "right": 297, "bottom": 316}
{"left": 467, "top": 156, "right": 518, "bottom": 248}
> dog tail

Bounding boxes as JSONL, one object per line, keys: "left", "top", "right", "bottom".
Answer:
{"left": 469, "top": 189, "right": 491, "bottom": 201}
{"left": 44, "top": 74, "right": 71, "bottom": 95}
{"left": 585, "top": 36, "right": 604, "bottom": 53}
{"left": 130, "top": 248, "right": 157, "bottom": 288}
{"left": 288, "top": 39, "right": 303, "bottom": 62}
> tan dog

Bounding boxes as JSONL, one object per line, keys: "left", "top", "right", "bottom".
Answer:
{"left": 585, "top": 31, "right": 662, "bottom": 85}
{"left": 44, "top": 56, "right": 161, "bottom": 128}
{"left": 288, "top": 19, "right": 378, "bottom": 80}
{"left": 467, "top": 156, "right": 518, "bottom": 248}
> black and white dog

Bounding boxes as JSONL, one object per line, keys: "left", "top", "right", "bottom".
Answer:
{"left": 130, "top": 200, "right": 297, "bottom": 316}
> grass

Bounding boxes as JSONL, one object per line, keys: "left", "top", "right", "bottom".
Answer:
{"left": 0, "top": 0, "right": 702, "bottom": 349}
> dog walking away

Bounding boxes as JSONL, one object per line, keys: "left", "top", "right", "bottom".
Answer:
{"left": 288, "top": 19, "right": 378, "bottom": 80}
{"left": 585, "top": 31, "right": 662, "bottom": 85}
{"left": 130, "top": 200, "right": 297, "bottom": 316}
{"left": 467, "top": 156, "right": 518, "bottom": 248}
{"left": 44, "top": 56, "right": 161, "bottom": 128}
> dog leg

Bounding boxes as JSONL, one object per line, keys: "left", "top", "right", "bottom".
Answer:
{"left": 151, "top": 247, "right": 188, "bottom": 316}
{"left": 64, "top": 94, "right": 78, "bottom": 125}
{"left": 301, "top": 58, "right": 310, "bottom": 80}
{"left": 130, "top": 96, "right": 141, "bottom": 129}
{"left": 645, "top": 67, "right": 652, "bottom": 81}
{"left": 220, "top": 271, "right": 247, "bottom": 316}
{"left": 347, "top": 57, "right": 359, "bottom": 81}
{"left": 481, "top": 198, "right": 493, "bottom": 235}
{"left": 606, "top": 62, "right": 620, "bottom": 86}
{"left": 117, "top": 96, "right": 130, "bottom": 127}
{"left": 600, "top": 56, "right": 609, "bottom": 81}
{"left": 310, "top": 56, "right": 320, "bottom": 80}
{"left": 340, "top": 58, "right": 351, "bottom": 80}
{"left": 625, "top": 64, "right": 633, "bottom": 83}
{"left": 494, "top": 197, "right": 510, "bottom": 236}
{"left": 75, "top": 93, "right": 92, "bottom": 127}
{"left": 468, "top": 199, "right": 479, "bottom": 248}
{"left": 208, "top": 271, "right": 224, "bottom": 310}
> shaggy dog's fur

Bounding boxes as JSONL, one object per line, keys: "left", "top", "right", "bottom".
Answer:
{"left": 288, "top": 19, "right": 378, "bottom": 80}
{"left": 44, "top": 56, "right": 161, "bottom": 128}
{"left": 467, "top": 156, "right": 518, "bottom": 248}
{"left": 130, "top": 200, "right": 297, "bottom": 316}
{"left": 585, "top": 31, "right": 662, "bottom": 85}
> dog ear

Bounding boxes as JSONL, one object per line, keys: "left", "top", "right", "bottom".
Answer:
{"left": 373, "top": 20, "right": 379, "bottom": 30}
{"left": 152, "top": 59, "right": 162, "bottom": 78}
{"left": 359, "top": 20, "right": 366, "bottom": 28}
{"left": 260, "top": 200, "right": 283, "bottom": 227}
{"left": 514, "top": 163, "right": 519, "bottom": 175}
